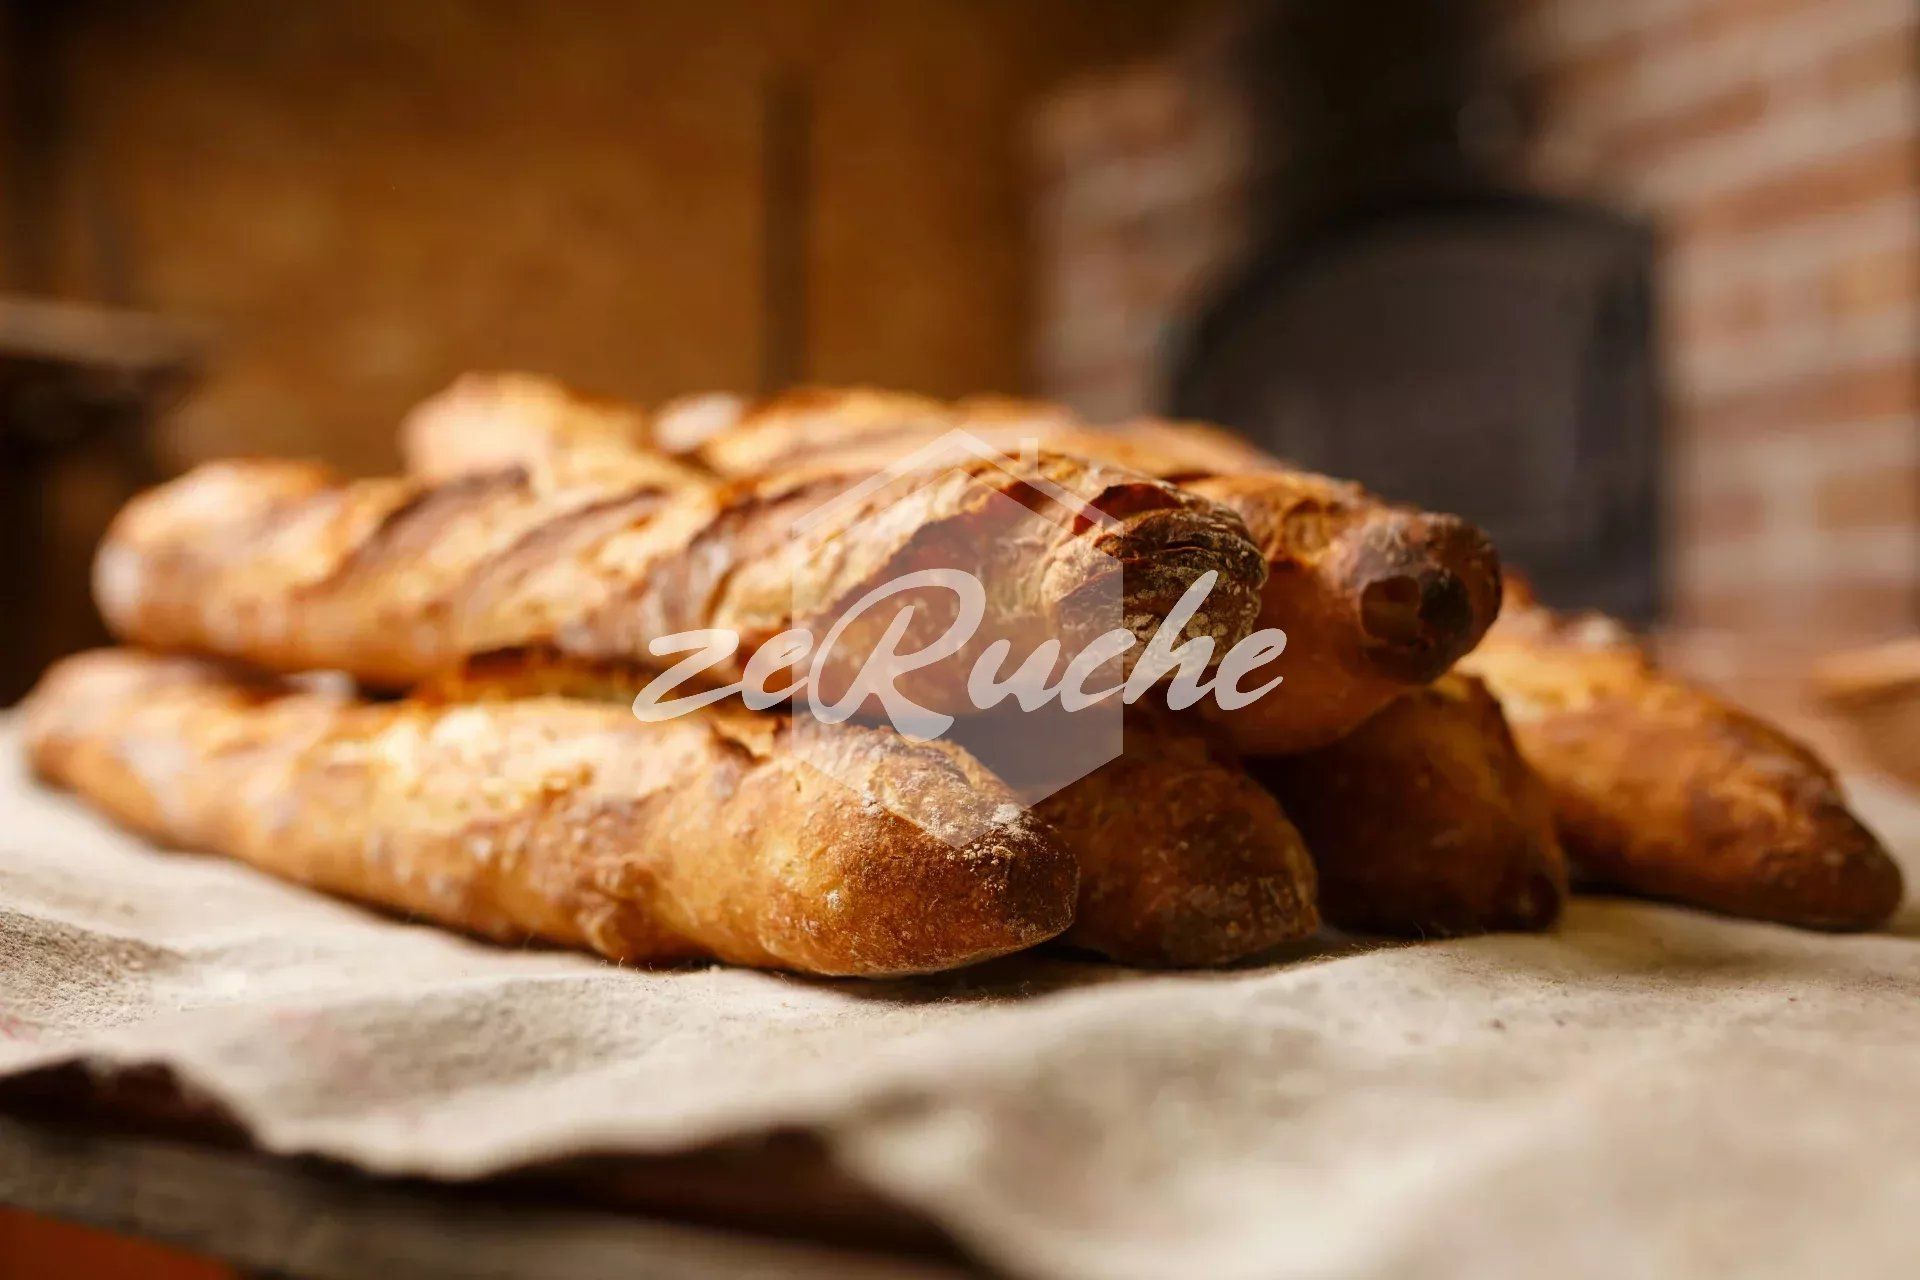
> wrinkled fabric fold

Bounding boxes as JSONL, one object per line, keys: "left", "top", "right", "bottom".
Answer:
{"left": 3, "top": 722, "right": 1918, "bottom": 1280}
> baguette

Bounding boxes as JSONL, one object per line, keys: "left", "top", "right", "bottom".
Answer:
{"left": 406, "top": 377, "right": 1151, "bottom": 483}
{"left": 24, "top": 649, "right": 1079, "bottom": 976}
{"left": 1255, "top": 674, "right": 1567, "bottom": 936}
{"left": 629, "top": 383, "right": 1504, "bottom": 752}
{"left": 676, "top": 385, "right": 1281, "bottom": 482}
{"left": 439, "top": 650, "right": 1320, "bottom": 966}
{"left": 404, "top": 377, "right": 1318, "bottom": 964}
{"left": 1184, "top": 468, "right": 1502, "bottom": 752}
{"left": 1458, "top": 599, "right": 1904, "bottom": 930}
{"left": 1038, "top": 709, "right": 1319, "bottom": 964}
{"left": 95, "top": 448, "right": 1268, "bottom": 710}
{"left": 401, "top": 371, "right": 700, "bottom": 490}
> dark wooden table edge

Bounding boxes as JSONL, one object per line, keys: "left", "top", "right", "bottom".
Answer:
{"left": 0, "top": 1109, "right": 973, "bottom": 1280}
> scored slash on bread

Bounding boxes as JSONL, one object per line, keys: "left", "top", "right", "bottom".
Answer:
{"left": 548, "top": 379, "right": 1506, "bottom": 756}
{"left": 36, "top": 369, "right": 1905, "bottom": 979}
{"left": 701, "top": 386, "right": 1505, "bottom": 755}
{"left": 403, "top": 374, "right": 1904, "bottom": 937}
{"left": 403, "top": 378, "right": 1322, "bottom": 964}
{"left": 415, "top": 375, "right": 1908, "bottom": 935}
{"left": 403, "top": 371, "right": 706, "bottom": 493}
{"left": 24, "top": 649, "right": 1081, "bottom": 977}
{"left": 95, "top": 440, "right": 1270, "bottom": 715}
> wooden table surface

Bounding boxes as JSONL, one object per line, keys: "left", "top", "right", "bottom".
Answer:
{"left": 0, "top": 1108, "right": 970, "bottom": 1279}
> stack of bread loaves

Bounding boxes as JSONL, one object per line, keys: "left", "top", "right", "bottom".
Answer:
{"left": 23, "top": 375, "right": 1903, "bottom": 977}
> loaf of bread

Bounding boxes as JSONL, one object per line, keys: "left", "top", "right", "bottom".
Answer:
{"left": 440, "top": 649, "right": 1319, "bottom": 966}
{"left": 600, "top": 382, "right": 1505, "bottom": 753}
{"left": 1038, "top": 709, "right": 1318, "bottom": 964}
{"left": 1256, "top": 674, "right": 1567, "bottom": 937}
{"left": 405, "top": 377, "right": 1320, "bottom": 966}
{"left": 683, "top": 386, "right": 987, "bottom": 476}
{"left": 663, "top": 384, "right": 1275, "bottom": 483}
{"left": 95, "top": 445, "right": 1267, "bottom": 711}
{"left": 24, "top": 649, "right": 1080, "bottom": 976}
{"left": 1459, "top": 598, "right": 1904, "bottom": 930}
{"left": 402, "top": 371, "right": 701, "bottom": 491}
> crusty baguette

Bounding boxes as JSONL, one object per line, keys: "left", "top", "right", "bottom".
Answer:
{"left": 676, "top": 387, "right": 1273, "bottom": 479}
{"left": 1183, "top": 468, "right": 1502, "bottom": 753}
{"left": 24, "top": 649, "right": 1079, "bottom": 976}
{"left": 688, "top": 386, "right": 992, "bottom": 476}
{"left": 403, "top": 377, "right": 1318, "bottom": 965}
{"left": 1255, "top": 674, "right": 1567, "bottom": 937}
{"left": 439, "top": 650, "right": 1320, "bottom": 966}
{"left": 1038, "top": 709, "right": 1319, "bottom": 964}
{"left": 407, "top": 377, "right": 1167, "bottom": 484}
{"left": 630, "top": 383, "right": 1503, "bottom": 752}
{"left": 95, "top": 447, "right": 1267, "bottom": 709}
{"left": 673, "top": 384, "right": 1247, "bottom": 482}
{"left": 402, "top": 371, "right": 702, "bottom": 490}
{"left": 1458, "top": 600, "right": 1904, "bottom": 930}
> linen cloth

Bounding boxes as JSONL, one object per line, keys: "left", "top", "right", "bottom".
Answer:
{"left": 2, "top": 720, "right": 1917, "bottom": 1280}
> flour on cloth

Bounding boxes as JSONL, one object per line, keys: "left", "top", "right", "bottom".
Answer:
{"left": 4, "top": 719, "right": 1919, "bottom": 1280}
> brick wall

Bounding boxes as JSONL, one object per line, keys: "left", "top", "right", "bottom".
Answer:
{"left": 1030, "top": 0, "right": 1919, "bottom": 644}
{"left": 1031, "top": 62, "right": 1253, "bottom": 423}
{"left": 1512, "top": 0, "right": 1918, "bottom": 643}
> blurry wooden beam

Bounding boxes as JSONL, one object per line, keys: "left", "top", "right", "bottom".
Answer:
{"left": 760, "top": 68, "right": 810, "bottom": 393}
{"left": 0, "top": 294, "right": 200, "bottom": 703}
{"left": 2, "top": 0, "right": 63, "bottom": 294}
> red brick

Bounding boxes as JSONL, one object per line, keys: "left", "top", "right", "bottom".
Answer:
{"left": 1597, "top": 83, "right": 1771, "bottom": 171}
{"left": 1514, "top": 29, "right": 1641, "bottom": 119}
{"left": 1677, "top": 578, "right": 1917, "bottom": 641}
{"left": 1684, "top": 0, "right": 1822, "bottom": 39}
{"left": 1819, "top": 240, "right": 1920, "bottom": 321}
{"left": 1815, "top": 463, "right": 1920, "bottom": 530}
{"left": 1789, "top": 579, "right": 1919, "bottom": 637}
{"left": 1673, "top": 585, "right": 1777, "bottom": 633}
{"left": 1814, "top": 23, "right": 1919, "bottom": 97}
{"left": 1687, "top": 357, "right": 1919, "bottom": 439}
{"left": 1675, "top": 137, "right": 1919, "bottom": 239}
{"left": 1669, "top": 277, "right": 1777, "bottom": 351}
{"left": 1674, "top": 481, "right": 1771, "bottom": 543}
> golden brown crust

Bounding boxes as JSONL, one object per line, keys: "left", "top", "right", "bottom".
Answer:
{"left": 1256, "top": 674, "right": 1567, "bottom": 937}
{"left": 400, "top": 383, "right": 1315, "bottom": 966}
{"left": 674, "top": 387, "right": 1503, "bottom": 753}
{"left": 1459, "top": 605, "right": 1904, "bottom": 930}
{"left": 688, "top": 388, "right": 1229, "bottom": 484}
{"left": 401, "top": 371, "right": 705, "bottom": 490}
{"left": 24, "top": 650, "right": 1079, "bottom": 976}
{"left": 1186, "top": 470, "right": 1503, "bottom": 753}
{"left": 692, "top": 386, "right": 978, "bottom": 476}
{"left": 439, "top": 652, "right": 1319, "bottom": 967}
{"left": 1038, "top": 711, "right": 1319, "bottom": 964}
{"left": 1104, "top": 417, "right": 1286, "bottom": 477}
{"left": 686, "top": 386, "right": 1257, "bottom": 482}
{"left": 96, "top": 446, "right": 1266, "bottom": 709}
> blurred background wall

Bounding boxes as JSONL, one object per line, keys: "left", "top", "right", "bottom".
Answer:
{"left": 0, "top": 0, "right": 1915, "bottom": 704}
{"left": 0, "top": 0, "right": 1197, "bottom": 697}
{"left": 1033, "top": 0, "right": 1918, "bottom": 648}
{"left": 8, "top": 0, "right": 1197, "bottom": 470}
